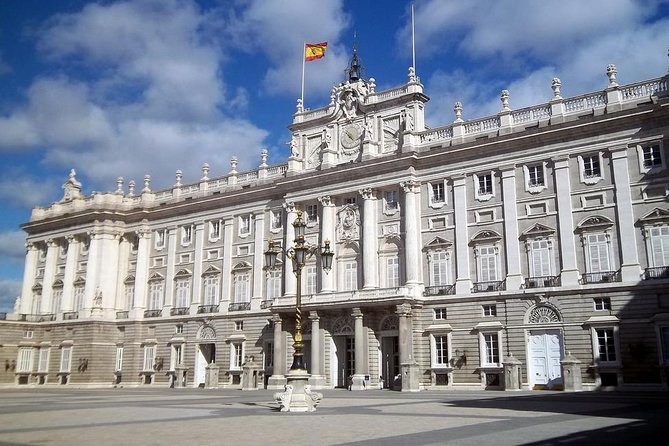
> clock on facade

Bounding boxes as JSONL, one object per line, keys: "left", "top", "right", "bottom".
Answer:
{"left": 340, "top": 123, "right": 363, "bottom": 149}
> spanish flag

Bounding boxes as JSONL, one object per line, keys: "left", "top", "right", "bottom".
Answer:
{"left": 305, "top": 42, "right": 327, "bottom": 61}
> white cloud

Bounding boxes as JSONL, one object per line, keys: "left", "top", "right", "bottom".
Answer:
{"left": 0, "top": 279, "right": 21, "bottom": 313}
{"left": 0, "top": 173, "right": 58, "bottom": 209}
{"left": 0, "top": 230, "right": 25, "bottom": 262}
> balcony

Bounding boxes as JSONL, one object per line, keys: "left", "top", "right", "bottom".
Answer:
{"left": 197, "top": 305, "right": 219, "bottom": 314}
{"left": 63, "top": 312, "right": 79, "bottom": 320}
{"left": 524, "top": 276, "right": 560, "bottom": 289}
{"left": 170, "top": 307, "right": 190, "bottom": 316}
{"left": 260, "top": 300, "right": 273, "bottom": 309}
{"left": 115, "top": 311, "right": 129, "bottom": 319}
{"left": 144, "top": 309, "right": 162, "bottom": 318}
{"left": 644, "top": 266, "right": 669, "bottom": 280}
{"left": 472, "top": 281, "right": 505, "bottom": 293}
{"left": 38, "top": 314, "right": 55, "bottom": 322}
{"left": 581, "top": 270, "right": 621, "bottom": 284}
{"left": 423, "top": 285, "right": 456, "bottom": 296}
{"left": 229, "top": 302, "right": 251, "bottom": 312}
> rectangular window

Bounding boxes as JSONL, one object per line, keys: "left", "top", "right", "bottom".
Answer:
{"left": 264, "top": 342, "right": 274, "bottom": 368}
{"left": 343, "top": 261, "right": 358, "bottom": 291}
{"left": 24, "top": 330, "right": 34, "bottom": 339}
{"left": 529, "top": 240, "right": 551, "bottom": 277}
{"left": 17, "top": 348, "right": 34, "bottom": 373}
{"left": 175, "top": 279, "right": 190, "bottom": 308}
{"left": 209, "top": 220, "right": 221, "bottom": 241}
{"left": 478, "top": 246, "right": 498, "bottom": 282}
{"left": 478, "top": 173, "right": 493, "bottom": 195}
{"left": 527, "top": 164, "right": 545, "bottom": 187}
{"left": 266, "top": 270, "right": 281, "bottom": 301}
{"left": 271, "top": 210, "right": 282, "bottom": 230}
{"left": 74, "top": 286, "right": 85, "bottom": 311}
{"left": 386, "top": 256, "right": 400, "bottom": 288}
{"left": 125, "top": 284, "right": 134, "bottom": 310}
{"left": 384, "top": 190, "right": 399, "bottom": 211}
{"left": 181, "top": 226, "right": 192, "bottom": 246}
{"left": 155, "top": 230, "right": 166, "bottom": 249}
{"left": 234, "top": 273, "right": 250, "bottom": 303}
{"left": 203, "top": 276, "right": 219, "bottom": 306}
{"left": 235, "top": 321, "right": 243, "bottom": 331}
{"left": 306, "top": 204, "right": 318, "bottom": 224}
{"left": 148, "top": 282, "right": 164, "bottom": 310}
{"left": 434, "top": 308, "right": 447, "bottom": 320}
{"left": 583, "top": 155, "right": 601, "bottom": 178}
{"left": 239, "top": 215, "right": 251, "bottom": 235}
{"left": 431, "top": 251, "right": 449, "bottom": 286}
{"left": 232, "top": 343, "right": 244, "bottom": 370}
{"left": 434, "top": 335, "right": 449, "bottom": 366}
{"left": 650, "top": 226, "right": 669, "bottom": 267}
{"left": 304, "top": 265, "right": 317, "bottom": 295}
{"left": 594, "top": 297, "right": 611, "bottom": 311}
{"left": 38, "top": 348, "right": 50, "bottom": 373}
{"left": 596, "top": 328, "right": 616, "bottom": 362}
{"left": 482, "top": 333, "right": 500, "bottom": 365}
{"left": 431, "top": 182, "right": 445, "bottom": 204}
{"left": 52, "top": 288, "right": 63, "bottom": 315}
{"left": 31, "top": 293, "right": 41, "bottom": 315}
{"left": 60, "top": 346, "right": 72, "bottom": 373}
{"left": 143, "top": 345, "right": 155, "bottom": 371}
{"left": 643, "top": 144, "right": 662, "bottom": 168}
{"left": 170, "top": 344, "right": 182, "bottom": 370}
{"left": 115, "top": 347, "right": 123, "bottom": 372}
{"left": 483, "top": 304, "right": 497, "bottom": 317}
{"left": 587, "top": 233, "right": 611, "bottom": 273}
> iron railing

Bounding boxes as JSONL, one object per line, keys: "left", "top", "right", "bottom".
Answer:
{"left": 229, "top": 302, "right": 251, "bottom": 312}
{"left": 170, "top": 307, "right": 189, "bottom": 316}
{"left": 472, "top": 281, "right": 505, "bottom": 293}
{"left": 644, "top": 266, "right": 669, "bottom": 280}
{"left": 143, "top": 309, "right": 162, "bottom": 318}
{"left": 423, "top": 285, "right": 456, "bottom": 296}
{"left": 116, "top": 311, "right": 129, "bottom": 319}
{"left": 197, "top": 305, "right": 219, "bottom": 314}
{"left": 581, "top": 270, "right": 621, "bottom": 284}
{"left": 524, "top": 276, "right": 560, "bottom": 288}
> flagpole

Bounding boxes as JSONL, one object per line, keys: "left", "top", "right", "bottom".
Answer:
{"left": 411, "top": 3, "right": 416, "bottom": 72}
{"left": 301, "top": 41, "right": 306, "bottom": 107}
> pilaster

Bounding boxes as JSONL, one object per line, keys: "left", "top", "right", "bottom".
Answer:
{"left": 358, "top": 188, "right": 378, "bottom": 289}
{"left": 308, "top": 311, "right": 327, "bottom": 388}
{"left": 400, "top": 179, "right": 422, "bottom": 291}
{"left": 552, "top": 156, "right": 580, "bottom": 285}
{"left": 267, "top": 314, "right": 287, "bottom": 389}
{"left": 19, "top": 243, "right": 39, "bottom": 316}
{"left": 39, "top": 239, "right": 59, "bottom": 314}
{"left": 350, "top": 307, "right": 368, "bottom": 390}
{"left": 114, "top": 236, "right": 130, "bottom": 311}
{"left": 220, "top": 218, "right": 234, "bottom": 313}
{"left": 318, "top": 196, "right": 336, "bottom": 293}
{"left": 60, "top": 236, "right": 79, "bottom": 315}
{"left": 191, "top": 222, "right": 205, "bottom": 311}
{"left": 82, "top": 233, "right": 101, "bottom": 315}
{"left": 283, "top": 201, "right": 298, "bottom": 297}
{"left": 130, "top": 229, "right": 151, "bottom": 318}
{"left": 252, "top": 211, "right": 265, "bottom": 303}
{"left": 452, "top": 175, "right": 472, "bottom": 293}
{"left": 500, "top": 166, "right": 523, "bottom": 289}
{"left": 163, "top": 227, "right": 178, "bottom": 315}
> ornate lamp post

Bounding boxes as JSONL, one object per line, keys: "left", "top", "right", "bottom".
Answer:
{"left": 265, "top": 211, "right": 333, "bottom": 412}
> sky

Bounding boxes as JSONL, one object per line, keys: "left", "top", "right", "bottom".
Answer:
{"left": 0, "top": 0, "right": 668, "bottom": 312}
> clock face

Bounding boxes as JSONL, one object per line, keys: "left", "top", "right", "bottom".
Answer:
{"left": 341, "top": 123, "right": 362, "bottom": 149}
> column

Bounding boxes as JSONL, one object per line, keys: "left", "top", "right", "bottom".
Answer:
{"left": 114, "top": 235, "right": 130, "bottom": 311}
{"left": 267, "top": 314, "right": 287, "bottom": 389}
{"left": 400, "top": 180, "right": 422, "bottom": 288}
{"left": 60, "top": 236, "right": 79, "bottom": 315}
{"left": 131, "top": 230, "right": 151, "bottom": 318}
{"left": 220, "top": 218, "right": 234, "bottom": 311}
{"left": 358, "top": 188, "right": 378, "bottom": 289}
{"left": 318, "top": 196, "right": 336, "bottom": 292}
{"left": 252, "top": 211, "right": 265, "bottom": 301}
{"left": 453, "top": 175, "right": 472, "bottom": 293}
{"left": 97, "top": 232, "right": 121, "bottom": 318}
{"left": 553, "top": 157, "right": 580, "bottom": 285}
{"left": 83, "top": 232, "right": 101, "bottom": 313}
{"left": 40, "top": 239, "right": 59, "bottom": 314}
{"left": 351, "top": 307, "right": 368, "bottom": 390}
{"left": 163, "top": 227, "right": 178, "bottom": 314}
{"left": 500, "top": 166, "right": 523, "bottom": 289}
{"left": 396, "top": 303, "right": 419, "bottom": 392}
{"left": 191, "top": 222, "right": 205, "bottom": 312}
{"left": 19, "top": 242, "right": 39, "bottom": 316}
{"left": 610, "top": 146, "right": 642, "bottom": 281}
{"left": 308, "top": 311, "right": 326, "bottom": 387}
{"left": 283, "top": 201, "right": 298, "bottom": 297}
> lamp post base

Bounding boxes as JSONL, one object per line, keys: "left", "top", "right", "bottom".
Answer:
{"left": 274, "top": 369, "right": 323, "bottom": 412}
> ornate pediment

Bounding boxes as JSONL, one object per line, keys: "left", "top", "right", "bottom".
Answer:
{"left": 638, "top": 207, "right": 669, "bottom": 224}
{"left": 202, "top": 265, "right": 221, "bottom": 276}
{"left": 232, "top": 261, "right": 252, "bottom": 271}
{"left": 124, "top": 274, "right": 135, "bottom": 284}
{"left": 424, "top": 236, "right": 453, "bottom": 251}
{"left": 174, "top": 269, "right": 192, "bottom": 279}
{"left": 336, "top": 204, "right": 360, "bottom": 242}
{"left": 575, "top": 215, "right": 614, "bottom": 232}
{"left": 148, "top": 272, "right": 164, "bottom": 282}
{"left": 520, "top": 223, "right": 555, "bottom": 239}
{"left": 470, "top": 230, "right": 502, "bottom": 245}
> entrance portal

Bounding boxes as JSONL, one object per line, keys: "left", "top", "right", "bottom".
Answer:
{"left": 381, "top": 336, "right": 399, "bottom": 389}
{"left": 194, "top": 343, "right": 215, "bottom": 387}
{"left": 333, "top": 336, "right": 354, "bottom": 388}
{"left": 528, "top": 329, "right": 563, "bottom": 389}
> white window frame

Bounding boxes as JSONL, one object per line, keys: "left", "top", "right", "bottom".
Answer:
{"left": 38, "top": 347, "right": 50, "bottom": 373}
{"left": 594, "top": 297, "right": 611, "bottom": 311}
{"left": 428, "top": 181, "right": 446, "bottom": 208}
{"left": 482, "top": 304, "right": 497, "bottom": 317}
{"left": 265, "top": 269, "right": 282, "bottom": 301}
{"left": 430, "top": 332, "right": 452, "bottom": 368}
{"left": 645, "top": 224, "right": 669, "bottom": 267}
{"left": 180, "top": 225, "right": 193, "bottom": 247}
{"left": 170, "top": 344, "right": 183, "bottom": 370}
{"left": 270, "top": 209, "right": 283, "bottom": 233}
{"left": 526, "top": 238, "right": 554, "bottom": 278}
{"left": 230, "top": 342, "right": 245, "bottom": 371}
{"left": 578, "top": 152, "right": 605, "bottom": 185}
{"left": 428, "top": 250, "right": 451, "bottom": 286}
{"left": 148, "top": 281, "right": 164, "bottom": 311}
{"left": 233, "top": 271, "right": 250, "bottom": 303}
{"left": 60, "top": 346, "right": 72, "bottom": 373}
{"left": 124, "top": 283, "right": 135, "bottom": 310}
{"left": 590, "top": 325, "right": 620, "bottom": 367}
{"left": 479, "top": 331, "right": 502, "bottom": 367}
{"left": 154, "top": 229, "right": 166, "bottom": 250}
{"left": 303, "top": 264, "right": 317, "bottom": 295}
{"left": 143, "top": 345, "right": 156, "bottom": 372}
{"left": 383, "top": 190, "right": 399, "bottom": 214}
{"left": 202, "top": 275, "right": 220, "bottom": 306}
{"left": 343, "top": 261, "right": 358, "bottom": 291}
{"left": 383, "top": 255, "right": 400, "bottom": 288}
{"left": 434, "top": 308, "right": 447, "bottom": 320}
{"left": 523, "top": 162, "right": 548, "bottom": 194}
{"left": 475, "top": 244, "right": 500, "bottom": 283}
{"left": 17, "top": 348, "right": 34, "bottom": 373}
{"left": 238, "top": 215, "right": 251, "bottom": 237}
{"left": 115, "top": 346, "right": 124, "bottom": 372}
{"left": 583, "top": 232, "right": 614, "bottom": 274}
{"left": 473, "top": 172, "right": 495, "bottom": 201}
{"left": 74, "top": 285, "right": 85, "bottom": 311}
{"left": 305, "top": 204, "right": 319, "bottom": 225}
{"left": 174, "top": 278, "right": 191, "bottom": 309}
{"left": 636, "top": 141, "right": 665, "bottom": 174}
{"left": 52, "top": 287, "right": 63, "bottom": 315}
{"left": 208, "top": 220, "right": 222, "bottom": 242}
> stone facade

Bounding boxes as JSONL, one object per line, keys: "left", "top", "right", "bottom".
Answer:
{"left": 1, "top": 55, "right": 669, "bottom": 391}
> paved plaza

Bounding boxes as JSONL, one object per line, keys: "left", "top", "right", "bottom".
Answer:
{"left": 0, "top": 388, "right": 666, "bottom": 445}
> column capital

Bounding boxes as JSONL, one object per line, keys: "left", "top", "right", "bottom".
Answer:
{"left": 551, "top": 155, "right": 570, "bottom": 168}
{"left": 500, "top": 165, "right": 517, "bottom": 176}
{"left": 358, "top": 188, "right": 376, "bottom": 200}
{"left": 25, "top": 241, "right": 37, "bottom": 251}
{"left": 271, "top": 313, "right": 283, "bottom": 324}
{"left": 282, "top": 201, "right": 297, "bottom": 212}
{"left": 400, "top": 179, "right": 420, "bottom": 194}
{"left": 608, "top": 145, "right": 629, "bottom": 158}
{"left": 134, "top": 229, "right": 151, "bottom": 239}
{"left": 395, "top": 302, "right": 412, "bottom": 317}
{"left": 317, "top": 195, "right": 334, "bottom": 207}
{"left": 451, "top": 174, "right": 467, "bottom": 186}
{"left": 351, "top": 307, "right": 363, "bottom": 318}
{"left": 308, "top": 311, "right": 320, "bottom": 321}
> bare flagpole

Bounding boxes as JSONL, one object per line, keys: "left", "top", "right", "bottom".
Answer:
{"left": 301, "top": 42, "right": 306, "bottom": 107}
{"left": 411, "top": 3, "right": 416, "bottom": 72}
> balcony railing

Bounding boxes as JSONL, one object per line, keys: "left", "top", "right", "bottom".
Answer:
{"left": 229, "top": 302, "right": 251, "bottom": 312}
{"left": 644, "top": 266, "right": 669, "bottom": 280}
{"left": 472, "top": 281, "right": 505, "bottom": 293}
{"left": 581, "top": 270, "right": 621, "bottom": 284}
{"left": 197, "top": 305, "right": 219, "bottom": 314}
{"left": 116, "top": 311, "right": 129, "bottom": 319}
{"left": 260, "top": 300, "right": 273, "bottom": 309}
{"left": 423, "top": 285, "right": 456, "bottom": 296}
{"left": 38, "top": 314, "right": 55, "bottom": 322}
{"left": 524, "top": 276, "right": 560, "bottom": 289}
{"left": 144, "top": 309, "right": 162, "bottom": 318}
{"left": 63, "top": 312, "right": 79, "bottom": 320}
{"left": 170, "top": 307, "right": 190, "bottom": 316}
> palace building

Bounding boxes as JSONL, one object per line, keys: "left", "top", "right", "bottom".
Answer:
{"left": 1, "top": 50, "right": 668, "bottom": 391}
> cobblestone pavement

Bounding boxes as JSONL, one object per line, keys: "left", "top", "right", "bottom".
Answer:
{"left": 0, "top": 388, "right": 666, "bottom": 446}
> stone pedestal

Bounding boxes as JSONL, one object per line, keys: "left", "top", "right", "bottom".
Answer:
{"left": 400, "top": 362, "right": 420, "bottom": 392}
{"left": 274, "top": 369, "right": 322, "bottom": 413}
{"left": 241, "top": 357, "right": 264, "bottom": 391}
{"left": 350, "top": 374, "right": 367, "bottom": 391}
{"left": 561, "top": 352, "right": 583, "bottom": 392}
{"left": 267, "top": 374, "right": 287, "bottom": 390}
{"left": 174, "top": 366, "right": 187, "bottom": 387}
{"left": 308, "top": 374, "right": 328, "bottom": 389}
{"left": 204, "top": 363, "right": 219, "bottom": 388}
{"left": 503, "top": 354, "right": 522, "bottom": 391}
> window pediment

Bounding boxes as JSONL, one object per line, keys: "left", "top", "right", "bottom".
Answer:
{"left": 424, "top": 236, "right": 453, "bottom": 251}
{"left": 520, "top": 223, "right": 555, "bottom": 239}
{"left": 638, "top": 207, "right": 669, "bottom": 225}
{"left": 575, "top": 215, "right": 614, "bottom": 232}
{"left": 148, "top": 272, "right": 164, "bottom": 282}
{"left": 470, "top": 230, "right": 502, "bottom": 245}
{"left": 174, "top": 269, "right": 192, "bottom": 279}
{"left": 202, "top": 265, "right": 221, "bottom": 276}
{"left": 73, "top": 276, "right": 86, "bottom": 285}
{"left": 124, "top": 275, "right": 135, "bottom": 284}
{"left": 52, "top": 279, "right": 64, "bottom": 288}
{"left": 232, "top": 261, "right": 252, "bottom": 271}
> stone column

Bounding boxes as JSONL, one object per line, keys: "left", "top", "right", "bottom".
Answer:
{"left": 358, "top": 188, "right": 378, "bottom": 289}
{"left": 553, "top": 157, "right": 579, "bottom": 285}
{"left": 350, "top": 307, "right": 368, "bottom": 390}
{"left": 267, "top": 314, "right": 287, "bottom": 389}
{"left": 39, "top": 239, "right": 59, "bottom": 314}
{"left": 308, "top": 311, "right": 327, "bottom": 388}
{"left": 453, "top": 175, "right": 472, "bottom": 293}
{"left": 500, "top": 166, "right": 523, "bottom": 289}
{"left": 191, "top": 222, "right": 205, "bottom": 312}
{"left": 97, "top": 231, "right": 121, "bottom": 318}
{"left": 318, "top": 196, "right": 336, "bottom": 293}
{"left": 60, "top": 236, "right": 79, "bottom": 315}
{"left": 19, "top": 242, "right": 39, "bottom": 316}
{"left": 400, "top": 180, "right": 422, "bottom": 288}
{"left": 114, "top": 235, "right": 130, "bottom": 311}
{"left": 130, "top": 230, "right": 151, "bottom": 318}
{"left": 163, "top": 227, "right": 178, "bottom": 314}
{"left": 220, "top": 218, "right": 234, "bottom": 312}
{"left": 610, "top": 147, "right": 642, "bottom": 281}
{"left": 283, "top": 201, "right": 298, "bottom": 297}
{"left": 397, "top": 303, "right": 419, "bottom": 392}
{"left": 83, "top": 232, "right": 101, "bottom": 314}
{"left": 252, "top": 211, "right": 265, "bottom": 302}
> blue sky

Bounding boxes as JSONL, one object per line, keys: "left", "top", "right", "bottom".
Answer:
{"left": 1, "top": 0, "right": 668, "bottom": 311}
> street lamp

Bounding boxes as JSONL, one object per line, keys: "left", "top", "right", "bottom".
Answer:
{"left": 264, "top": 211, "right": 333, "bottom": 372}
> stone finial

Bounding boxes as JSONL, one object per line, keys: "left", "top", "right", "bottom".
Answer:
{"left": 128, "top": 180, "right": 136, "bottom": 196}
{"left": 260, "top": 149, "right": 268, "bottom": 167}
{"left": 201, "top": 163, "right": 210, "bottom": 181}
{"left": 230, "top": 156, "right": 238, "bottom": 174}
{"left": 369, "top": 77, "right": 376, "bottom": 94}
{"left": 142, "top": 175, "right": 151, "bottom": 193}
{"left": 453, "top": 101, "right": 463, "bottom": 123}
{"left": 174, "top": 170, "right": 182, "bottom": 187}
{"left": 330, "top": 88, "right": 336, "bottom": 106}
{"left": 61, "top": 168, "right": 83, "bottom": 201}
{"left": 296, "top": 98, "right": 304, "bottom": 113}
{"left": 500, "top": 89, "right": 510, "bottom": 111}
{"left": 606, "top": 64, "right": 618, "bottom": 87}
{"left": 551, "top": 78, "right": 562, "bottom": 99}
{"left": 408, "top": 66, "right": 417, "bottom": 83}
{"left": 115, "top": 177, "right": 124, "bottom": 195}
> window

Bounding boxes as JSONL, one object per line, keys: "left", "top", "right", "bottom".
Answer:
{"left": 594, "top": 297, "right": 611, "bottom": 311}
{"left": 170, "top": 344, "right": 183, "bottom": 370}
{"left": 586, "top": 233, "right": 611, "bottom": 273}
{"left": 579, "top": 153, "right": 604, "bottom": 184}
{"left": 207, "top": 249, "right": 220, "bottom": 260}
{"left": 239, "top": 215, "right": 251, "bottom": 236}
{"left": 476, "top": 173, "right": 493, "bottom": 196}
{"left": 305, "top": 204, "right": 318, "bottom": 224}
{"left": 38, "top": 348, "right": 50, "bottom": 373}
{"left": 115, "top": 347, "right": 124, "bottom": 372}
{"left": 235, "top": 321, "right": 243, "bottom": 331}
{"left": 203, "top": 276, "right": 219, "bottom": 306}
{"left": 175, "top": 324, "right": 184, "bottom": 334}
{"left": 434, "top": 308, "right": 447, "bottom": 320}
{"left": 208, "top": 220, "right": 221, "bottom": 241}
{"left": 129, "top": 236, "right": 138, "bottom": 253}
{"left": 477, "top": 246, "right": 498, "bottom": 282}
{"left": 304, "top": 265, "right": 317, "bottom": 295}
{"left": 175, "top": 279, "right": 190, "bottom": 308}
{"left": 153, "top": 257, "right": 165, "bottom": 267}
{"left": 384, "top": 190, "right": 399, "bottom": 212}
{"left": 52, "top": 288, "right": 63, "bottom": 315}
{"left": 266, "top": 270, "right": 281, "bottom": 301}
{"left": 385, "top": 256, "right": 400, "bottom": 288}
{"left": 180, "top": 226, "right": 192, "bottom": 246}
{"left": 264, "top": 342, "right": 274, "bottom": 368}
{"left": 528, "top": 239, "right": 552, "bottom": 277}
{"left": 430, "top": 181, "right": 445, "bottom": 206}
{"left": 483, "top": 304, "right": 497, "bottom": 317}
{"left": 431, "top": 251, "right": 450, "bottom": 286}
{"left": 270, "top": 210, "right": 282, "bottom": 231}
{"left": 154, "top": 230, "right": 166, "bottom": 249}
{"left": 231, "top": 343, "right": 244, "bottom": 370}
{"left": 17, "top": 348, "right": 34, "bottom": 373}
{"left": 434, "top": 335, "right": 449, "bottom": 366}
{"left": 659, "top": 326, "right": 669, "bottom": 366}
{"left": 143, "top": 345, "right": 156, "bottom": 371}
{"left": 36, "top": 268, "right": 45, "bottom": 278}
{"left": 125, "top": 284, "right": 135, "bottom": 310}
{"left": 481, "top": 333, "right": 500, "bottom": 366}
{"left": 642, "top": 144, "right": 662, "bottom": 168}
{"left": 524, "top": 163, "right": 547, "bottom": 193}
{"left": 595, "top": 328, "right": 617, "bottom": 363}
{"left": 649, "top": 226, "right": 669, "bottom": 267}
{"left": 233, "top": 272, "right": 250, "bottom": 303}
{"left": 24, "top": 330, "right": 34, "bottom": 339}
{"left": 60, "top": 346, "right": 72, "bottom": 373}
{"left": 31, "top": 293, "right": 41, "bottom": 315}
{"left": 343, "top": 261, "right": 358, "bottom": 291}
{"left": 59, "top": 243, "right": 68, "bottom": 259}
{"left": 148, "top": 281, "right": 164, "bottom": 311}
